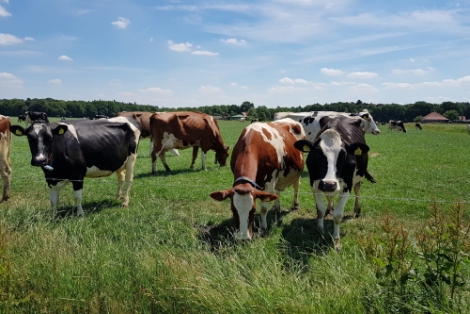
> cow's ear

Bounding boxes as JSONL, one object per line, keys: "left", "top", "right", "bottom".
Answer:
{"left": 52, "top": 125, "right": 68, "bottom": 136}
{"left": 10, "top": 125, "right": 25, "bottom": 136}
{"left": 253, "top": 191, "right": 278, "bottom": 202}
{"left": 210, "top": 189, "right": 233, "bottom": 201}
{"left": 294, "top": 139, "right": 313, "bottom": 152}
{"left": 346, "top": 142, "right": 370, "bottom": 156}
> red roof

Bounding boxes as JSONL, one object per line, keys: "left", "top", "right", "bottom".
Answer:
{"left": 422, "top": 112, "right": 448, "bottom": 121}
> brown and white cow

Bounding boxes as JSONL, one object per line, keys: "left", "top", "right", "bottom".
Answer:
{"left": 210, "top": 118, "right": 306, "bottom": 240}
{"left": 0, "top": 115, "right": 12, "bottom": 201}
{"left": 117, "top": 111, "right": 179, "bottom": 156}
{"left": 149, "top": 111, "right": 229, "bottom": 174}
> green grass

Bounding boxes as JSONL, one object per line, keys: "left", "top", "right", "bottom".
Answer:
{"left": 0, "top": 119, "right": 469, "bottom": 313}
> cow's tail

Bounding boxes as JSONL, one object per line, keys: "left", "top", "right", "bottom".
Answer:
{"left": 365, "top": 171, "right": 377, "bottom": 184}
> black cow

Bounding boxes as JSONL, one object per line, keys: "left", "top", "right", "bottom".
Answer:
{"left": 294, "top": 115, "right": 375, "bottom": 250}
{"left": 415, "top": 122, "right": 422, "bottom": 130}
{"left": 24, "top": 111, "right": 49, "bottom": 124}
{"left": 388, "top": 120, "right": 407, "bottom": 133}
{"left": 10, "top": 117, "right": 141, "bottom": 216}
{"left": 18, "top": 114, "right": 27, "bottom": 124}
{"left": 94, "top": 115, "right": 109, "bottom": 120}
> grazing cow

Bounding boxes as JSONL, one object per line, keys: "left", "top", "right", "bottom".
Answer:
{"left": 388, "top": 120, "right": 407, "bottom": 133}
{"left": 149, "top": 111, "right": 229, "bottom": 174}
{"left": 415, "top": 122, "right": 422, "bottom": 130}
{"left": 24, "top": 111, "right": 49, "bottom": 124}
{"left": 274, "top": 109, "right": 380, "bottom": 142}
{"left": 116, "top": 111, "right": 179, "bottom": 157}
{"left": 94, "top": 114, "right": 108, "bottom": 120}
{"left": 210, "top": 118, "right": 306, "bottom": 240}
{"left": 0, "top": 115, "right": 12, "bottom": 201}
{"left": 10, "top": 117, "right": 141, "bottom": 216}
{"left": 294, "top": 115, "right": 374, "bottom": 250}
{"left": 60, "top": 117, "right": 67, "bottom": 121}
{"left": 18, "top": 114, "right": 27, "bottom": 124}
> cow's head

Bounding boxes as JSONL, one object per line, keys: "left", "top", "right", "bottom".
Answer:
{"left": 210, "top": 185, "right": 277, "bottom": 240}
{"left": 294, "top": 128, "right": 369, "bottom": 194}
{"left": 351, "top": 110, "right": 380, "bottom": 135}
{"left": 10, "top": 121, "right": 68, "bottom": 167}
{"left": 215, "top": 145, "right": 230, "bottom": 166}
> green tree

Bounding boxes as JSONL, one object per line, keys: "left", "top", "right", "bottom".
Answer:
{"left": 443, "top": 110, "right": 459, "bottom": 122}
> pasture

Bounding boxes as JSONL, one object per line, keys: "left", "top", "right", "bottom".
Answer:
{"left": 1, "top": 118, "right": 469, "bottom": 313}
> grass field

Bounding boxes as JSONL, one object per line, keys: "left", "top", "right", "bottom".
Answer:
{"left": 0, "top": 118, "right": 469, "bottom": 313}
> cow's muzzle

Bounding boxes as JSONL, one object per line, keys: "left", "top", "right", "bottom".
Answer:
{"left": 31, "top": 157, "right": 48, "bottom": 167}
{"left": 318, "top": 180, "right": 338, "bottom": 192}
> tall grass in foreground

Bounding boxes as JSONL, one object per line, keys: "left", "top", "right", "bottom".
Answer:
{"left": 0, "top": 120, "right": 469, "bottom": 313}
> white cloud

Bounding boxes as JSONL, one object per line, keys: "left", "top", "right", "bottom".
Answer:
{"left": 392, "top": 67, "right": 435, "bottom": 75}
{"left": 0, "top": 33, "right": 23, "bottom": 45}
{"left": 382, "top": 82, "right": 415, "bottom": 89}
{"left": 383, "top": 75, "right": 470, "bottom": 89}
{"left": 108, "top": 79, "right": 122, "bottom": 86}
{"left": 0, "top": 72, "right": 22, "bottom": 86}
{"left": 330, "top": 81, "right": 355, "bottom": 86}
{"left": 230, "top": 82, "right": 249, "bottom": 89}
{"left": 138, "top": 87, "right": 173, "bottom": 95}
{"left": 279, "top": 77, "right": 309, "bottom": 84}
{"left": 24, "top": 37, "right": 34, "bottom": 41}
{"left": 0, "top": 5, "right": 11, "bottom": 17}
{"left": 348, "top": 83, "right": 379, "bottom": 93}
{"left": 321, "top": 68, "right": 344, "bottom": 76}
{"left": 347, "top": 71, "right": 378, "bottom": 79}
{"left": 58, "top": 55, "right": 73, "bottom": 61}
{"left": 221, "top": 38, "right": 247, "bottom": 45}
{"left": 111, "top": 17, "right": 130, "bottom": 29}
{"left": 168, "top": 40, "right": 192, "bottom": 52}
{"left": 47, "top": 79, "right": 62, "bottom": 84}
{"left": 198, "top": 85, "right": 223, "bottom": 93}
{"left": 269, "top": 85, "right": 307, "bottom": 93}
{"left": 192, "top": 50, "right": 219, "bottom": 56}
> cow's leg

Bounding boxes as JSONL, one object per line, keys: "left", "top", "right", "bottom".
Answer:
{"left": 259, "top": 201, "right": 271, "bottom": 230}
{"left": 201, "top": 152, "right": 207, "bottom": 170}
{"left": 190, "top": 147, "right": 199, "bottom": 169}
{"left": 332, "top": 191, "right": 350, "bottom": 251}
{"left": 71, "top": 180, "right": 85, "bottom": 216}
{"left": 121, "top": 153, "right": 137, "bottom": 207}
{"left": 314, "top": 191, "right": 327, "bottom": 234}
{"left": 291, "top": 177, "right": 300, "bottom": 211}
{"left": 151, "top": 144, "right": 158, "bottom": 174}
{"left": 0, "top": 162, "right": 11, "bottom": 201}
{"left": 353, "top": 181, "right": 362, "bottom": 218}
{"left": 116, "top": 168, "right": 125, "bottom": 200}
{"left": 160, "top": 153, "right": 171, "bottom": 172}
{"left": 48, "top": 180, "right": 69, "bottom": 216}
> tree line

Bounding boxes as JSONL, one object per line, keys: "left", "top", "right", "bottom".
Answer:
{"left": 1, "top": 98, "right": 469, "bottom": 123}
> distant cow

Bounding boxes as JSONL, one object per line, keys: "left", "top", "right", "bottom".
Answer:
{"left": 94, "top": 115, "right": 108, "bottom": 120}
{"left": 415, "top": 122, "right": 422, "bottom": 130}
{"left": 294, "top": 115, "right": 375, "bottom": 250}
{"left": 389, "top": 120, "right": 407, "bottom": 133}
{"left": 0, "top": 115, "right": 12, "bottom": 201}
{"left": 210, "top": 118, "right": 306, "bottom": 240}
{"left": 18, "top": 114, "right": 27, "bottom": 124}
{"left": 116, "top": 111, "right": 179, "bottom": 157}
{"left": 274, "top": 109, "right": 380, "bottom": 142}
{"left": 60, "top": 117, "right": 67, "bottom": 121}
{"left": 24, "top": 111, "right": 49, "bottom": 124}
{"left": 149, "top": 111, "right": 229, "bottom": 174}
{"left": 10, "top": 117, "right": 141, "bottom": 216}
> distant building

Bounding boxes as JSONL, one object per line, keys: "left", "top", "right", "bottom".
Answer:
{"left": 421, "top": 112, "right": 449, "bottom": 123}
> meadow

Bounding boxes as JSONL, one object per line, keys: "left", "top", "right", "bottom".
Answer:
{"left": 0, "top": 118, "right": 469, "bottom": 313}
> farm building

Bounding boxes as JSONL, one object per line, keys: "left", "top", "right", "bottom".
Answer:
{"left": 421, "top": 112, "right": 449, "bottom": 123}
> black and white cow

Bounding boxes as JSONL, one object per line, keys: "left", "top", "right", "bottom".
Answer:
{"left": 388, "top": 120, "right": 407, "bottom": 133}
{"left": 294, "top": 115, "right": 374, "bottom": 250}
{"left": 415, "top": 123, "right": 422, "bottom": 130}
{"left": 10, "top": 117, "right": 141, "bottom": 216}
{"left": 24, "top": 111, "right": 49, "bottom": 124}
{"left": 94, "top": 115, "right": 109, "bottom": 120}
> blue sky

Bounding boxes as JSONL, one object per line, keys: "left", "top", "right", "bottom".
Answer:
{"left": 1, "top": 0, "right": 470, "bottom": 109}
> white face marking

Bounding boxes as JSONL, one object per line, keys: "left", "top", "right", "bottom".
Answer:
{"left": 233, "top": 192, "right": 254, "bottom": 240}
{"left": 319, "top": 128, "right": 342, "bottom": 185}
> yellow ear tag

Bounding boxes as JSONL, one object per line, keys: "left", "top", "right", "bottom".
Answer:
{"left": 15, "top": 129, "right": 22, "bottom": 135}
{"left": 58, "top": 128, "right": 65, "bottom": 135}
{"left": 354, "top": 147, "right": 362, "bottom": 155}
{"left": 262, "top": 197, "right": 271, "bottom": 202}
{"left": 303, "top": 145, "right": 310, "bottom": 152}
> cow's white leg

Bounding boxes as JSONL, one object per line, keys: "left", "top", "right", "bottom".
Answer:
{"left": 201, "top": 152, "right": 207, "bottom": 170}
{"left": 332, "top": 191, "right": 350, "bottom": 250}
{"left": 170, "top": 148, "right": 179, "bottom": 156}
{"left": 73, "top": 189, "right": 84, "bottom": 216}
{"left": 116, "top": 168, "right": 125, "bottom": 199}
{"left": 291, "top": 177, "right": 300, "bottom": 211}
{"left": 259, "top": 201, "right": 271, "bottom": 230}
{"left": 49, "top": 181, "right": 68, "bottom": 216}
{"left": 0, "top": 162, "right": 11, "bottom": 201}
{"left": 314, "top": 191, "right": 327, "bottom": 234}
{"left": 121, "top": 153, "right": 137, "bottom": 207}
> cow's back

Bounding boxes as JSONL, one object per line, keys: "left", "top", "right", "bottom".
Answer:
{"left": 117, "top": 111, "right": 152, "bottom": 138}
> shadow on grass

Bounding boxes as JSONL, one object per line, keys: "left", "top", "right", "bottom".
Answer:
{"left": 134, "top": 167, "right": 209, "bottom": 179}
{"left": 54, "top": 199, "right": 120, "bottom": 219}
{"left": 196, "top": 208, "right": 293, "bottom": 252}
